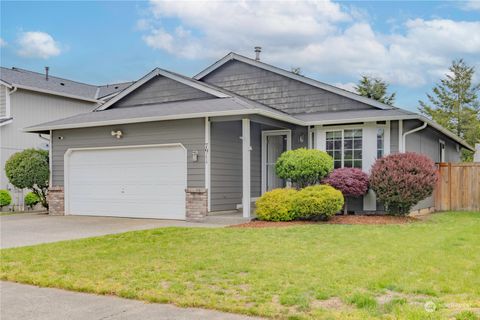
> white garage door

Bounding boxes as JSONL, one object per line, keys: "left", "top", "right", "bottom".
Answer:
{"left": 65, "top": 144, "right": 187, "bottom": 219}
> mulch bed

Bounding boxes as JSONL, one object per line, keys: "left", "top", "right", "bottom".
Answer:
{"left": 231, "top": 215, "right": 418, "bottom": 228}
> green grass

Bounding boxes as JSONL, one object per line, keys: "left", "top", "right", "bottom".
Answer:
{"left": 1, "top": 212, "right": 479, "bottom": 319}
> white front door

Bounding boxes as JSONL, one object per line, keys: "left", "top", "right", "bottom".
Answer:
{"left": 65, "top": 144, "right": 187, "bottom": 219}
{"left": 262, "top": 130, "right": 292, "bottom": 193}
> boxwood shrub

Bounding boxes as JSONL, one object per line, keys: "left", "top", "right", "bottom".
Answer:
{"left": 292, "top": 185, "right": 344, "bottom": 220}
{"left": 255, "top": 188, "right": 298, "bottom": 221}
{"left": 25, "top": 192, "right": 40, "bottom": 209}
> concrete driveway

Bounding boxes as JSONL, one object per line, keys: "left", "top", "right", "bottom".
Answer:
{"left": 0, "top": 213, "right": 223, "bottom": 249}
{"left": 0, "top": 281, "right": 261, "bottom": 320}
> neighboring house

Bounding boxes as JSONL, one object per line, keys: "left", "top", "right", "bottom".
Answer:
{"left": 24, "top": 52, "right": 474, "bottom": 220}
{"left": 0, "top": 67, "right": 131, "bottom": 208}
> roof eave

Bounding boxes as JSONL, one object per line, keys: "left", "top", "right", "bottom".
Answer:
{"left": 8, "top": 84, "right": 101, "bottom": 103}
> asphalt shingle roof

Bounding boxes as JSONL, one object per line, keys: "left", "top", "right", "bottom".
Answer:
{"left": 0, "top": 67, "right": 132, "bottom": 101}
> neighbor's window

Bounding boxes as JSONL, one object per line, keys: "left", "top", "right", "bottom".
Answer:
{"left": 326, "top": 129, "right": 362, "bottom": 169}
{"left": 377, "top": 128, "right": 384, "bottom": 159}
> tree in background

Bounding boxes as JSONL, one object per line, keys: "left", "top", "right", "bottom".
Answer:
{"left": 5, "top": 149, "right": 49, "bottom": 209}
{"left": 419, "top": 59, "right": 480, "bottom": 161}
{"left": 355, "top": 75, "right": 396, "bottom": 106}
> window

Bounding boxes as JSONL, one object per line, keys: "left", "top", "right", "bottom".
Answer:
{"left": 326, "top": 129, "right": 362, "bottom": 169}
{"left": 377, "top": 128, "right": 384, "bottom": 159}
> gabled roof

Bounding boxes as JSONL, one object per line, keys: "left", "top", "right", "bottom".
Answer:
{"left": 95, "top": 68, "right": 231, "bottom": 111}
{"left": 194, "top": 52, "right": 395, "bottom": 111}
{"left": 0, "top": 67, "right": 131, "bottom": 102}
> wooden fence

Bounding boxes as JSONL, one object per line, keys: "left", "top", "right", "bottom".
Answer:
{"left": 435, "top": 163, "right": 480, "bottom": 211}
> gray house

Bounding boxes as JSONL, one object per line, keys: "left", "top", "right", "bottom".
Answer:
{"left": 0, "top": 66, "right": 131, "bottom": 208}
{"left": 25, "top": 52, "right": 473, "bottom": 220}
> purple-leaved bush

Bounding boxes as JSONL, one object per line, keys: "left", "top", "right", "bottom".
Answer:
{"left": 369, "top": 152, "right": 438, "bottom": 215}
{"left": 323, "top": 168, "right": 369, "bottom": 214}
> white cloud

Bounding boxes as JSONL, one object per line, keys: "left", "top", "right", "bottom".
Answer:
{"left": 140, "top": 0, "right": 480, "bottom": 87}
{"left": 462, "top": 0, "right": 480, "bottom": 11}
{"left": 17, "top": 31, "right": 61, "bottom": 59}
{"left": 0, "top": 38, "right": 6, "bottom": 47}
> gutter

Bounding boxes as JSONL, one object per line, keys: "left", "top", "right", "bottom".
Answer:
{"left": 401, "top": 121, "right": 427, "bottom": 152}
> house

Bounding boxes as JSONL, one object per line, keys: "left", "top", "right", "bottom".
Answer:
{"left": 0, "top": 66, "right": 131, "bottom": 208}
{"left": 24, "top": 52, "right": 474, "bottom": 220}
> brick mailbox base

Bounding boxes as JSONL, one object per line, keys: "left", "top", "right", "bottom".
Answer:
{"left": 186, "top": 188, "right": 208, "bottom": 222}
{"left": 47, "top": 186, "right": 65, "bottom": 216}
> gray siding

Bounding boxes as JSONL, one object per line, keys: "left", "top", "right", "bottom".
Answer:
{"left": 210, "top": 121, "right": 242, "bottom": 211}
{"left": 0, "top": 85, "right": 6, "bottom": 117}
{"left": 51, "top": 119, "right": 205, "bottom": 188}
{"left": 1, "top": 89, "right": 95, "bottom": 194}
{"left": 202, "top": 60, "right": 374, "bottom": 114}
{"left": 114, "top": 75, "right": 213, "bottom": 108}
{"left": 390, "top": 120, "right": 399, "bottom": 153}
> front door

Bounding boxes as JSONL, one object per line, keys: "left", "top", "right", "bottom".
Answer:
{"left": 262, "top": 130, "right": 292, "bottom": 193}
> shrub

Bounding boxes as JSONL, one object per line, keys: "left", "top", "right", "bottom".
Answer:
{"left": 275, "top": 148, "right": 334, "bottom": 188}
{"left": 323, "top": 168, "right": 369, "bottom": 214}
{"left": 25, "top": 192, "right": 40, "bottom": 209}
{"left": 5, "top": 149, "right": 49, "bottom": 209}
{"left": 369, "top": 152, "right": 438, "bottom": 215}
{"left": 255, "top": 188, "right": 298, "bottom": 221}
{"left": 0, "top": 190, "right": 12, "bottom": 209}
{"left": 292, "top": 185, "right": 344, "bottom": 220}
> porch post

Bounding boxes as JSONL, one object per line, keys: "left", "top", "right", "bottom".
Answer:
{"left": 242, "top": 118, "right": 251, "bottom": 218}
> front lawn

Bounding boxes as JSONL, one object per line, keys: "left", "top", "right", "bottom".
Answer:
{"left": 1, "top": 212, "right": 479, "bottom": 319}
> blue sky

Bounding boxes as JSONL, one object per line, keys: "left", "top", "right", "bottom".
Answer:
{"left": 1, "top": 1, "right": 479, "bottom": 111}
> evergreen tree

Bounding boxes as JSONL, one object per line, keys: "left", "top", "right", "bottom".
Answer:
{"left": 355, "top": 75, "right": 396, "bottom": 106}
{"left": 419, "top": 59, "right": 480, "bottom": 161}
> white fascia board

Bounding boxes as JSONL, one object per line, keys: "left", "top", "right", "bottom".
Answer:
{"left": 0, "top": 79, "right": 13, "bottom": 88}
{"left": 0, "top": 118, "right": 13, "bottom": 127}
{"left": 194, "top": 53, "right": 393, "bottom": 110}
{"left": 304, "top": 114, "right": 419, "bottom": 126}
{"left": 10, "top": 84, "right": 100, "bottom": 103}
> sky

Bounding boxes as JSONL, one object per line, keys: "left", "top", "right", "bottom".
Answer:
{"left": 1, "top": 0, "right": 479, "bottom": 111}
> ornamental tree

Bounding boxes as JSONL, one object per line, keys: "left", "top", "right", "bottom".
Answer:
{"left": 5, "top": 149, "right": 49, "bottom": 209}
{"left": 275, "top": 148, "right": 334, "bottom": 189}
{"left": 323, "top": 168, "right": 369, "bottom": 214}
{"left": 369, "top": 152, "right": 438, "bottom": 215}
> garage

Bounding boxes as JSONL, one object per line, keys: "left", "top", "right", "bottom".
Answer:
{"left": 65, "top": 144, "right": 187, "bottom": 219}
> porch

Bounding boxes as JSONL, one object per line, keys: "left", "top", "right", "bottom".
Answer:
{"left": 205, "top": 115, "right": 307, "bottom": 218}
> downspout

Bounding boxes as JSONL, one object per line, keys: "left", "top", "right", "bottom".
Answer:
{"left": 402, "top": 122, "right": 427, "bottom": 152}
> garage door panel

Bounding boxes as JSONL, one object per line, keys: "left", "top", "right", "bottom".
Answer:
{"left": 66, "top": 145, "right": 187, "bottom": 219}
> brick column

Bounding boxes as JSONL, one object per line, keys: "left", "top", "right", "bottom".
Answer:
{"left": 185, "top": 188, "right": 208, "bottom": 222}
{"left": 47, "top": 186, "right": 64, "bottom": 216}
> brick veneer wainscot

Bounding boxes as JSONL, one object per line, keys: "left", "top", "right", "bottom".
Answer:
{"left": 185, "top": 188, "right": 208, "bottom": 222}
{"left": 47, "top": 186, "right": 65, "bottom": 215}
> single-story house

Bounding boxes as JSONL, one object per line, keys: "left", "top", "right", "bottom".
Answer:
{"left": 24, "top": 52, "right": 474, "bottom": 220}
{"left": 0, "top": 66, "right": 131, "bottom": 209}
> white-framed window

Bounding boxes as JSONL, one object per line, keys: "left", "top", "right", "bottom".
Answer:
{"left": 377, "top": 128, "right": 384, "bottom": 159}
{"left": 326, "top": 129, "right": 363, "bottom": 169}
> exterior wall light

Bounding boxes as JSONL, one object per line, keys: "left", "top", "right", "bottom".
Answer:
{"left": 111, "top": 130, "right": 123, "bottom": 139}
{"left": 192, "top": 150, "right": 199, "bottom": 162}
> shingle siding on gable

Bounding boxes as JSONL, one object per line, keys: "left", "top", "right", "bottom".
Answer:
{"left": 113, "top": 75, "right": 213, "bottom": 108}
{"left": 201, "top": 60, "right": 374, "bottom": 114}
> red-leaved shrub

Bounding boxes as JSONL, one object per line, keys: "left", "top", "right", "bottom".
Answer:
{"left": 369, "top": 152, "right": 438, "bottom": 215}
{"left": 323, "top": 168, "right": 369, "bottom": 214}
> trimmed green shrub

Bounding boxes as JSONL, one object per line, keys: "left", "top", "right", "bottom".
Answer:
{"left": 275, "top": 148, "right": 334, "bottom": 188}
{"left": 25, "top": 192, "right": 40, "bottom": 209}
{"left": 5, "top": 149, "right": 49, "bottom": 209}
{"left": 255, "top": 188, "right": 298, "bottom": 221}
{"left": 0, "top": 189, "right": 12, "bottom": 209}
{"left": 292, "top": 185, "right": 344, "bottom": 220}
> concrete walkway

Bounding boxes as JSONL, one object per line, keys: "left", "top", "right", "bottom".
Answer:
{"left": 0, "top": 213, "right": 227, "bottom": 249}
{"left": 0, "top": 281, "right": 261, "bottom": 320}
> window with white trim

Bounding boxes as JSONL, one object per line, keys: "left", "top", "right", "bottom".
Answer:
{"left": 377, "top": 128, "right": 384, "bottom": 159}
{"left": 326, "top": 129, "right": 362, "bottom": 169}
